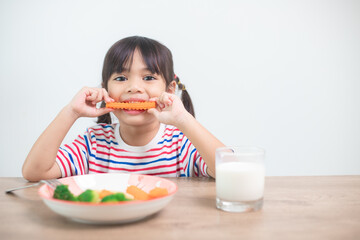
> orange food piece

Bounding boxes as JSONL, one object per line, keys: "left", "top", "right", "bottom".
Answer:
{"left": 106, "top": 102, "right": 156, "bottom": 110}
{"left": 126, "top": 185, "right": 149, "bottom": 201}
{"left": 149, "top": 187, "right": 168, "bottom": 199}
{"left": 98, "top": 189, "right": 114, "bottom": 199}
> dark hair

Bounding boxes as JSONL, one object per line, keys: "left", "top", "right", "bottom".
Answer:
{"left": 97, "top": 36, "right": 195, "bottom": 124}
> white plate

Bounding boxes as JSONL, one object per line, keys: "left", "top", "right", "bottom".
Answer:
{"left": 38, "top": 173, "right": 177, "bottom": 224}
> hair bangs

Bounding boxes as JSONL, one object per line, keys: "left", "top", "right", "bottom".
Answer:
{"left": 136, "top": 39, "right": 162, "bottom": 75}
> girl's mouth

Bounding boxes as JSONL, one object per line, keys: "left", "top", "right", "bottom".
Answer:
{"left": 122, "top": 108, "right": 146, "bottom": 115}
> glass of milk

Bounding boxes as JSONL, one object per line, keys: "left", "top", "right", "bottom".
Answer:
{"left": 216, "top": 146, "right": 265, "bottom": 212}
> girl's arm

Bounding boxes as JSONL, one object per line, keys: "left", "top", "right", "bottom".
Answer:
{"left": 177, "top": 113, "right": 223, "bottom": 178}
{"left": 148, "top": 93, "right": 224, "bottom": 178}
{"left": 22, "top": 87, "right": 114, "bottom": 181}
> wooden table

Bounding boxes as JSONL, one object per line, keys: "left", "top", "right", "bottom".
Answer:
{"left": 1, "top": 176, "right": 359, "bottom": 240}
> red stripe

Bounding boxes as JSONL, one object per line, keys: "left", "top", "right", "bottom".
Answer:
{"left": 89, "top": 167, "right": 182, "bottom": 177}
{"left": 146, "top": 140, "right": 182, "bottom": 152}
{"left": 65, "top": 144, "right": 84, "bottom": 175}
{"left": 75, "top": 139, "right": 87, "bottom": 149}
{"left": 56, "top": 155, "right": 68, "bottom": 177}
{"left": 73, "top": 142, "right": 86, "bottom": 174}
{"left": 89, "top": 136, "right": 96, "bottom": 146}
{"left": 147, "top": 169, "right": 178, "bottom": 176}
{"left": 202, "top": 161, "right": 206, "bottom": 177}
{"left": 161, "top": 127, "right": 178, "bottom": 137}
{"left": 89, "top": 160, "right": 178, "bottom": 172}
{"left": 58, "top": 149, "right": 73, "bottom": 176}
{"left": 89, "top": 168, "right": 106, "bottom": 173}
{"left": 96, "top": 143, "right": 128, "bottom": 152}
{"left": 182, "top": 142, "right": 192, "bottom": 173}
{"left": 96, "top": 146, "right": 181, "bottom": 160}
{"left": 95, "top": 140, "right": 181, "bottom": 153}
{"left": 90, "top": 128, "right": 115, "bottom": 134}
{"left": 89, "top": 132, "right": 115, "bottom": 139}
{"left": 193, "top": 152, "right": 198, "bottom": 177}
{"left": 88, "top": 168, "right": 179, "bottom": 176}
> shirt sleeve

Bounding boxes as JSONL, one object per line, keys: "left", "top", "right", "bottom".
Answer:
{"left": 55, "top": 132, "right": 90, "bottom": 177}
{"left": 179, "top": 135, "right": 210, "bottom": 177}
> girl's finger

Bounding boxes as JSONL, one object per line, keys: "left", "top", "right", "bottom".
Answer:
{"left": 102, "top": 88, "right": 114, "bottom": 103}
{"left": 96, "top": 107, "right": 114, "bottom": 116}
{"left": 147, "top": 108, "right": 160, "bottom": 118}
{"left": 86, "top": 88, "right": 98, "bottom": 101}
{"left": 159, "top": 93, "right": 173, "bottom": 107}
{"left": 94, "top": 89, "right": 104, "bottom": 104}
{"left": 149, "top": 97, "right": 158, "bottom": 102}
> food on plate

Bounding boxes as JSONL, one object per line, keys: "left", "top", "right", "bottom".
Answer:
{"left": 53, "top": 184, "right": 77, "bottom": 201}
{"left": 98, "top": 189, "right": 113, "bottom": 199}
{"left": 149, "top": 187, "right": 169, "bottom": 198}
{"left": 52, "top": 184, "right": 168, "bottom": 203}
{"left": 126, "top": 185, "right": 150, "bottom": 200}
{"left": 77, "top": 189, "right": 100, "bottom": 203}
{"left": 101, "top": 193, "right": 131, "bottom": 203}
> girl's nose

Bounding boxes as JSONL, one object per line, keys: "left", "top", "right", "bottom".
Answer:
{"left": 126, "top": 79, "right": 144, "bottom": 93}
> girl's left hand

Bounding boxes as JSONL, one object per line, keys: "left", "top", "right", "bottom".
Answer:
{"left": 148, "top": 92, "right": 191, "bottom": 127}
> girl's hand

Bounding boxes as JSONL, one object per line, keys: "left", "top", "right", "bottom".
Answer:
{"left": 148, "top": 92, "right": 191, "bottom": 127}
{"left": 67, "top": 87, "right": 115, "bottom": 118}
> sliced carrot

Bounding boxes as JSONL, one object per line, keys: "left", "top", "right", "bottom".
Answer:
{"left": 126, "top": 185, "right": 150, "bottom": 201}
{"left": 98, "top": 189, "right": 114, "bottom": 199}
{"left": 106, "top": 102, "right": 156, "bottom": 110}
{"left": 149, "top": 187, "right": 168, "bottom": 199}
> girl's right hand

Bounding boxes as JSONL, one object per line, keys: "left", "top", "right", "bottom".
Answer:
{"left": 66, "top": 87, "right": 115, "bottom": 118}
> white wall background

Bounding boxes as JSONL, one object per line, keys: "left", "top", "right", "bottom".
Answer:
{"left": 0, "top": 0, "right": 359, "bottom": 177}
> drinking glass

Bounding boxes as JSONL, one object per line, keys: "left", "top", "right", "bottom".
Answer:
{"left": 216, "top": 146, "right": 265, "bottom": 212}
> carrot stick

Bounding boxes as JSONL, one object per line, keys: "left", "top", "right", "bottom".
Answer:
{"left": 106, "top": 102, "right": 156, "bottom": 110}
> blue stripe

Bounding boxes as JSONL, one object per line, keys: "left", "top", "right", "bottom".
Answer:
{"left": 157, "top": 133, "right": 183, "bottom": 145}
{"left": 84, "top": 135, "right": 186, "bottom": 166}
{"left": 194, "top": 159, "right": 199, "bottom": 176}
{"left": 101, "top": 125, "right": 114, "bottom": 129}
{"left": 97, "top": 138, "right": 118, "bottom": 145}
{"left": 82, "top": 150, "right": 89, "bottom": 171}
{"left": 90, "top": 135, "right": 118, "bottom": 145}
{"left": 84, "top": 135, "right": 92, "bottom": 156}
{"left": 180, "top": 138, "right": 188, "bottom": 154}
{"left": 60, "top": 147, "right": 78, "bottom": 175}
{"left": 187, "top": 148, "right": 197, "bottom": 177}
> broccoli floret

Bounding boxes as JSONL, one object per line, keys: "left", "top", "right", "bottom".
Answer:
{"left": 101, "top": 192, "right": 130, "bottom": 203}
{"left": 77, "top": 189, "right": 100, "bottom": 203}
{"left": 53, "top": 184, "right": 77, "bottom": 201}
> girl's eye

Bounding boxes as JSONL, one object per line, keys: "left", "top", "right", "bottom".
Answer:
{"left": 144, "top": 76, "right": 156, "bottom": 81}
{"left": 114, "top": 76, "right": 127, "bottom": 81}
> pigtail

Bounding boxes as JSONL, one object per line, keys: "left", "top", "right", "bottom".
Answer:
{"left": 174, "top": 75, "right": 195, "bottom": 118}
{"left": 97, "top": 102, "right": 112, "bottom": 124}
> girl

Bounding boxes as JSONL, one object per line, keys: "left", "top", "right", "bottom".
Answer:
{"left": 22, "top": 36, "right": 224, "bottom": 181}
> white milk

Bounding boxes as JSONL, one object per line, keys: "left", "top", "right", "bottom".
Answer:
{"left": 216, "top": 162, "right": 265, "bottom": 202}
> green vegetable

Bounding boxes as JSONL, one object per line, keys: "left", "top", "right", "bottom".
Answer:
{"left": 101, "top": 192, "right": 130, "bottom": 203}
{"left": 77, "top": 189, "right": 100, "bottom": 203}
{"left": 53, "top": 184, "right": 77, "bottom": 201}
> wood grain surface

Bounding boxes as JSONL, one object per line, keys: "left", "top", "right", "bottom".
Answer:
{"left": 1, "top": 176, "right": 359, "bottom": 240}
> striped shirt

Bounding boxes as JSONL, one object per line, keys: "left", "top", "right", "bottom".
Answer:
{"left": 56, "top": 123, "right": 209, "bottom": 178}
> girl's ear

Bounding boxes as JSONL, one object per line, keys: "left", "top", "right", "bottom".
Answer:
{"left": 167, "top": 80, "right": 176, "bottom": 94}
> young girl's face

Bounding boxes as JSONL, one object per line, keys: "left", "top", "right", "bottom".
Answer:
{"left": 107, "top": 49, "right": 173, "bottom": 127}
